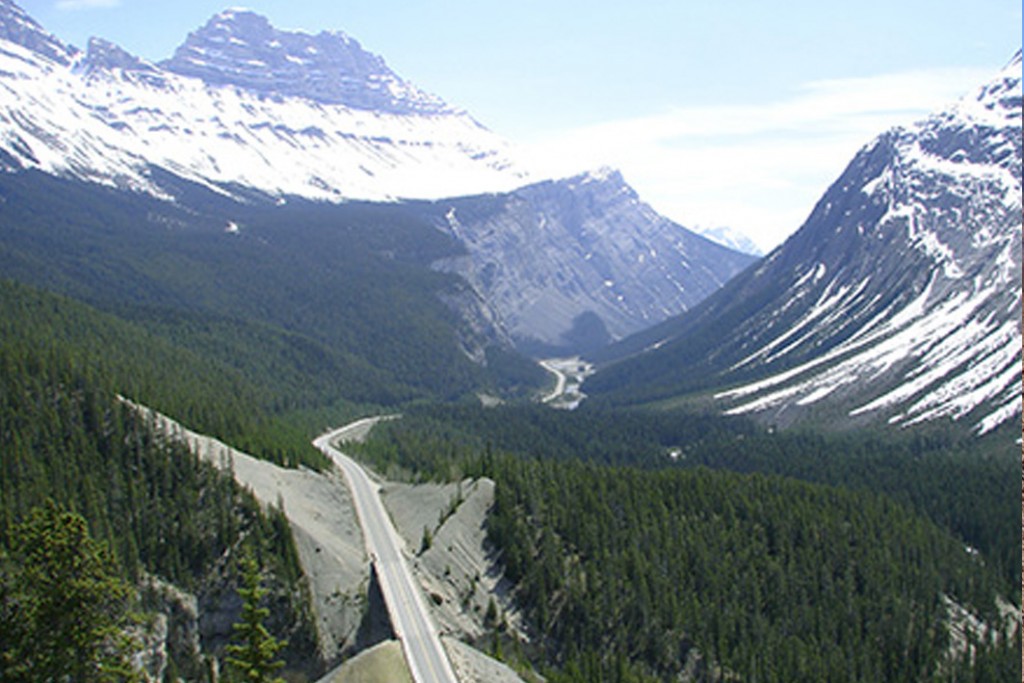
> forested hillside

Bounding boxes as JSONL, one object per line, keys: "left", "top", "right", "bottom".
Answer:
{"left": 0, "top": 170, "right": 544, "bottom": 407}
{"left": 0, "top": 283, "right": 320, "bottom": 677}
{"left": 353, "top": 406, "right": 1021, "bottom": 682}
{"left": 0, "top": 167, "right": 540, "bottom": 679}
{"left": 0, "top": 279, "right": 333, "bottom": 468}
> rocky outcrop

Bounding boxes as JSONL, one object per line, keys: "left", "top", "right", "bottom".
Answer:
{"left": 81, "top": 37, "right": 160, "bottom": 74}
{"left": 0, "top": 0, "right": 76, "bottom": 65}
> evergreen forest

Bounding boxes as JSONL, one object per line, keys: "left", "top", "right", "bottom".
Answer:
{"left": 354, "top": 404, "right": 1022, "bottom": 682}
{"left": 0, "top": 280, "right": 316, "bottom": 679}
{"left": 0, "top": 171, "right": 1018, "bottom": 682}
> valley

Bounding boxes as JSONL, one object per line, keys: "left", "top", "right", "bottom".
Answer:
{"left": 0, "top": 1, "right": 1019, "bottom": 681}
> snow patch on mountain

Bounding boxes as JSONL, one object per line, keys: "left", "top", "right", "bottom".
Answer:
{"left": 693, "top": 225, "right": 764, "bottom": 256}
{"left": 721, "top": 269, "right": 1020, "bottom": 433}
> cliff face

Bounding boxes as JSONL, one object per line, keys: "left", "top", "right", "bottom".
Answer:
{"left": 159, "top": 8, "right": 451, "bottom": 115}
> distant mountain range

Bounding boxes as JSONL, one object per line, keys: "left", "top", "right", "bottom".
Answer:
{"left": 0, "top": 0, "right": 753, "bottom": 356}
{"left": 1, "top": 0, "right": 1018, "bottom": 433}
{"left": 588, "top": 51, "right": 1023, "bottom": 434}
{"left": 691, "top": 225, "right": 763, "bottom": 256}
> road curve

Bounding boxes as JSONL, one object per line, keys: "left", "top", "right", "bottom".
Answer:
{"left": 313, "top": 419, "right": 459, "bottom": 683}
{"left": 539, "top": 359, "right": 568, "bottom": 404}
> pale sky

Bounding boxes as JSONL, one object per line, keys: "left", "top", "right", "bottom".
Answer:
{"left": 17, "top": 0, "right": 1024, "bottom": 251}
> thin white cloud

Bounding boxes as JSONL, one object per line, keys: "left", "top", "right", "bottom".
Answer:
{"left": 55, "top": 0, "right": 121, "bottom": 10}
{"left": 522, "top": 67, "right": 992, "bottom": 252}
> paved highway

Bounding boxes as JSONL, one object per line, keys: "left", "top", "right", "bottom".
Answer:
{"left": 539, "top": 359, "right": 568, "bottom": 403}
{"left": 313, "top": 419, "right": 459, "bottom": 683}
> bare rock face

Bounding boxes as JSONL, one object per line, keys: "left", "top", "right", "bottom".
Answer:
{"left": 82, "top": 37, "right": 160, "bottom": 75}
{"left": 433, "top": 169, "right": 757, "bottom": 354}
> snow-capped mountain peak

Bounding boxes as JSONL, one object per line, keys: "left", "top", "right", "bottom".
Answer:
{"left": 160, "top": 8, "right": 451, "bottom": 115}
{"left": 588, "top": 51, "right": 1022, "bottom": 434}
{"left": 693, "top": 226, "right": 764, "bottom": 256}
{"left": 0, "top": 1, "right": 530, "bottom": 202}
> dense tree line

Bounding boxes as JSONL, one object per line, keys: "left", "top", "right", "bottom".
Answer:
{"left": 354, "top": 406, "right": 1020, "bottom": 682}
{"left": 0, "top": 279, "right": 334, "bottom": 470}
{"left": 664, "top": 423, "right": 1021, "bottom": 593}
{"left": 486, "top": 456, "right": 1014, "bottom": 682}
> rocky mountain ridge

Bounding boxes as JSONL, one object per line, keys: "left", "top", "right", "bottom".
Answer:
{"left": 0, "top": 0, "right": 74, "bottom": 64}
{"left": 160, "top": 9, "right": 451, "bottom": 115}
{"left": 588, "top": 51, "right": 1022, "bottom": 433}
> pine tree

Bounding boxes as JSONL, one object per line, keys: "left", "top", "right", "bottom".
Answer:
{"left": 420, "top": 525, "right": 433, "bottom": 554}
{"left": 485, "top": 596, "right": 499, "bottom": 628}
{"left": 225, "top": 552, "right": 286, "bottom": 683}
{"left": 0, "top": 501, "right": 137, "bottom": 682}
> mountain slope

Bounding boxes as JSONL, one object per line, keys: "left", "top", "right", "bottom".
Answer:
{"left": 432, "top": 169, "right": 757, "bottom": 352}
{"left": 0, "top": 0, "right": 755, "bottom": 360}
{"left": 587, "top": 52, "right": 1022, "bottom": 433}
{"left": 0, "top": 2, "right": 529, "bottom": 203}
